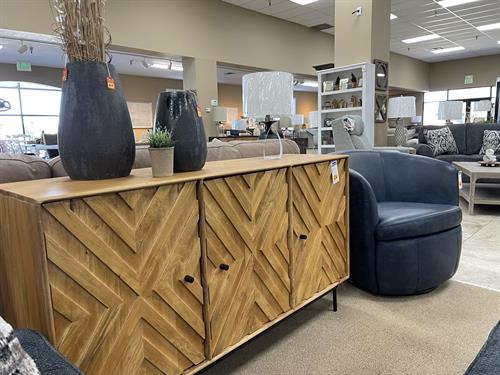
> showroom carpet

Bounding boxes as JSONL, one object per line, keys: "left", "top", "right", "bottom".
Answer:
{"left": 202, "top": 281, "right": 500, "bottom": 375}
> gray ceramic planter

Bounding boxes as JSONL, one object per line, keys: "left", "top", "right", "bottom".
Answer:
{"left": 59, "top": 61, "right": 135, "bottom": 180}
{"left": 155, "top": 90, "right": 207, "bottom": 172}
{"left": 149, "top": 147, "right": 174, "bottom": 177}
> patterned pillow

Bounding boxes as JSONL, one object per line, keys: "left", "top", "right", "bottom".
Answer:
{"left": 479, "top": 130, "right": 500, "bottom": 154}
{"left": 0, "top": 317, "right": 40, "bottom": 374}
{"left": 423, "top": 126, "right": 459, "bottom": 156}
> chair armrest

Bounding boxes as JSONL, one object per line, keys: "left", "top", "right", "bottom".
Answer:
{"left": 349, "top": 170, "right": 379, "bottom": 292}
{"left": 415, "top": 143, "right": 433, "bottom": 157}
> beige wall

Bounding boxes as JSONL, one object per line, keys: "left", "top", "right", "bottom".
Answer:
{"left": 218, "top": 84, "right": 243, "bottom": 117}
{"left": 294, "top": 91, "right": 318, "bottom": 121}
{"left": 429, "top": 54, "right": 500, "bottom": 91}
{"left": 389, "top": 53, "right": 430, "bottom": 92}
{"left": 0, "top": 0, "right": 334, "bottom": 76}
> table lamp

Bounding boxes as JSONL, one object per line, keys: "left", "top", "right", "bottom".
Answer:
{"left": 242, "top": 71, "right": 294, "bottom": 139}
{"left": 438, "top": 101, "right": 463, "bottom": 125}
{"left": 388, "top": 96, "right": 416, "bottom": 146}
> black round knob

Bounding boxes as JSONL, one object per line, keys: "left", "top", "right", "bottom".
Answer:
{"left": 184, "top": 275, "right": 195, "bottom": 283}
{"left": 299, "top": 234, "right": 308, "bottom": 240}
{"left": 219, "top": 264, "right": 230, "bottom": 271}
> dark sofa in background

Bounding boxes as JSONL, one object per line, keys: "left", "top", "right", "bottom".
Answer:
{"left": 415, "top": 123, "right": 500, "bottom": 162}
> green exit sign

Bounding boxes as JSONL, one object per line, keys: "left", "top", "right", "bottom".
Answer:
{"left": 16, "top": 61, "right": 32, "bottom": 72}
{"left": 464, "top": 75, "right": 473, "bottom": 85}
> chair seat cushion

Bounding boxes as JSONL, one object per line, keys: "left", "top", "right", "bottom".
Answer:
{"left": 376, "top": 202, "right": 462, "bottom": 241}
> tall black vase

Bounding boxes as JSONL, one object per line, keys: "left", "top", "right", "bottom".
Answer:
{"left": 155, "top": 91, "right": 207, "bottom": 172}
{"left": 59, "top": 62, "right": 135, "bottom": 180}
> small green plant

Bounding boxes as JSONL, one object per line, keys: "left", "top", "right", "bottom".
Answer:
{"left": 147, "top": 130, "right": 174, "bottom": 148}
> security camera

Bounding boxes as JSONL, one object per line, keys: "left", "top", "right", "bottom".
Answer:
{"left": 352, "top": 7, "right": 362, "bottom": 16}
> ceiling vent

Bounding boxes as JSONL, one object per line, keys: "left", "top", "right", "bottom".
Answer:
{"left": 310, "top": 23, "right": 333, "bottom": 31}
{"left": 224, "top": 72, "right": 236, "bottom": 75}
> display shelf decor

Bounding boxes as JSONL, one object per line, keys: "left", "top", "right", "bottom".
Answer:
{"left": 54, "top": 0, "right": 135, "bottom": 180}
{"left": 155, "top": 90, "right": 207, "bottom": 172}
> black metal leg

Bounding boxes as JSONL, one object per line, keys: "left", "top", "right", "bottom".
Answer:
{"left": 332, "top": 287, "right": 337, "bottom": 312}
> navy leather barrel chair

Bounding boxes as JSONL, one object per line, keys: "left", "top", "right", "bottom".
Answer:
{"left": 345, "top": 150, "right": 462, "bottom": 295}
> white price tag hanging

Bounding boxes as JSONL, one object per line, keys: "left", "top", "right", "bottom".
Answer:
{"left": 458, "top": 171, "right": 463, "bottom": 190}
{"left": 330, "top": 161, "right": 340, "bottom": 185}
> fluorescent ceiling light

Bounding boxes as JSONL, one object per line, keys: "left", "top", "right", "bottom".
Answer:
{"left": 477, "top": 23, "right": 500, "bottom": 31}
{"left": 402, "top": 34, "right": 440, "bottom": 44}
{"left": 301, "top": 80, "right": 318, "bottom": 87}
{"left": 390, "top": 13, "right": 398, "bottom": 20}
{"left": 289, "top": 0, "right": 318, "bottom": 5}
{"left": 170, "top": 62, "right": 183, "bottom": 71}
{"left": 437, "top": 0, "right": 480, "bottom": 7}
{"left": 150, "top": 63, "right": 170, "bottom": 70}
{"left": 431, "top": 46, "right": 465, "bottom": 54}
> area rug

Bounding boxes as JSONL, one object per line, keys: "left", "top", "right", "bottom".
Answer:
{"left": 202, "top": 281, "right": 500, "bottom": 375}
{"left": 465, "top": 321, "right": 500, "bottom": 374}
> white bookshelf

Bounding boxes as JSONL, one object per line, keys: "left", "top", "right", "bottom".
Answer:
{"left": 316, "top": 63, "right": 375, "bottom": 154}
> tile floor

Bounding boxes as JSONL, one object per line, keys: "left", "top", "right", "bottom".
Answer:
{"left": 454, "top": 199, "right": 500, "bottom": 291}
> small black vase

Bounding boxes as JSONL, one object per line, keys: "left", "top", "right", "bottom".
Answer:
{"left": 155, "top": 91, "right": 207, "bottom": 172}
{"left": 59, "top": 62, "right": 135, "bottom": 180}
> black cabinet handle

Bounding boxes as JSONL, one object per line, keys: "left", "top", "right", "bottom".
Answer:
{"left": 299, "top": 234, "right": 308, "bottom": 240}
{"left": 219, "top": 264, "right": 230, "bottom": 271}
{"left": 184, "top": 275, "right": 195, "bottom": 283}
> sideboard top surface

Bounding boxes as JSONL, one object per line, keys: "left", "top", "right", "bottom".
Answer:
{"left": 0, "top": 154, "right": 347, "bottom": 204}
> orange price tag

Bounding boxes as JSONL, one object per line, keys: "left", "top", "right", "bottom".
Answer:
{"left": 62, "top": 68, "right": 68, "bottom": 82}
{"left": 106, "top": 76, "right": 115, "bottom": 90}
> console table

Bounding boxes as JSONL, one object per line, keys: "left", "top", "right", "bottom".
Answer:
{"left": 0, "top": 154, "right": 349, "bottom": 374}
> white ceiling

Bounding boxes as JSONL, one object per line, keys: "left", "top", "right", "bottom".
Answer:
{"left": 222, "top": 0, "right": 500, "bottom": 62}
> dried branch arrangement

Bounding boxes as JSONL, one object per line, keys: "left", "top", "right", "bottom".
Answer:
{"left": 52, "top": 0, "right": 111, "bottom": 62}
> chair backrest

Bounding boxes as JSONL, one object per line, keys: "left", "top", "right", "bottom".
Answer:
{"left": 331, "top": 117, "right": 355, "bottom": 152}
{"left": 345, "top": 150, "right": 387, "bottom": 201}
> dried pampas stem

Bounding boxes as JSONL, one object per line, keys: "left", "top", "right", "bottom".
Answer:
{"left": 52, "top": 0, "right": 111, "bottom": 63}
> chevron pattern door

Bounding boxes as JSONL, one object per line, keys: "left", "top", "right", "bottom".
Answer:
{"left": 291, "top": 160, "right": 349, "bottom": 307}
{"left": 203, "top": 169, "right": 291, "bottom": 357}
{"left": 41, "top": 182, "right": 205, "bottom": 375}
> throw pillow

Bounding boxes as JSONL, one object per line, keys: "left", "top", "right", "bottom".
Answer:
{"left": 0, "top": 316, "right": 40, "bottom": 374}
{"left": 479, "top": 130, "right": 500, "bottom": 154}
{"left": 423, "top": 126, "right": 459, "bottom": 156}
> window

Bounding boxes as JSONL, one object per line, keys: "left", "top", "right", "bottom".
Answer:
{"left": 423, "top": 86, "right": 495, "bottom": 125}
{"left": 0, "top": 81, "right": 61, "bottom": 139}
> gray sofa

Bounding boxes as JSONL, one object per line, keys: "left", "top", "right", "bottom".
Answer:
{"left": 416, "top": 123, "right": 500, "bottom": 162}
{"left": 0, "top": 139, "right": 300, "bottom": 183}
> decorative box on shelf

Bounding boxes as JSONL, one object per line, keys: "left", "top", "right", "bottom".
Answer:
{"left": 316, "top": 63, "right": 376, "bottom": 154}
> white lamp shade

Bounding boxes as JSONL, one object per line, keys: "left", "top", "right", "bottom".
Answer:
{"left": 242, "top": 71, "right": 294, "bottom": 118}
{"left": 387, "top": 96, "right": 416, "bottom": 119}
{"left": 212, "top": 106, "right": 228, "bottom": 122}
{"left": 472, "top": 100, "right": 492, "bottom": 111}
{"left": 438, "top": 101, "right": 463, "bottom": 120}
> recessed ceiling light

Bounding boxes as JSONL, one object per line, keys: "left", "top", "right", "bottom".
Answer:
{"left": 0, "top": 45, "right": 3, "bottom": 50}
{"left": 431, "top": 46, "right": 465, "bottom": 54}
{"left": 437, "top": 0, "right": 480, "bottom": 7}
{"left": 390, "top": 13, "right": 398, "bottom": 20}
{"left": 497, "top": 41, "right": 500, "bottom": 44}
{"left": 477, "top": 22, "right": 500, "bottom": 31}
{"left": 402, "top": 34, "right": 440, "bottom": 44}
{"left": 289, "top": 0, "right": 318, "bottom": 5}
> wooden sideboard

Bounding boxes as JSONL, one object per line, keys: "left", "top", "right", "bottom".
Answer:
{"left": 0, "top": 154, "right": 349, "bottom": 374}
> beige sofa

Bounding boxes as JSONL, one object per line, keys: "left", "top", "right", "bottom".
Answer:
{"left": 0, "top": 139, "right": 300, "bottom": 183}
